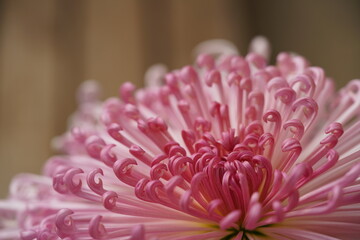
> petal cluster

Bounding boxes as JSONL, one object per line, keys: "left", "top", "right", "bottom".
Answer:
{"left": 1, "top": 40, "right": 360, "bottom": 240}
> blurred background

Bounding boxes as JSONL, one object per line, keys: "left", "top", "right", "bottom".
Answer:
{"left": 0, "top": 0, "right": 359, "bottom": 197}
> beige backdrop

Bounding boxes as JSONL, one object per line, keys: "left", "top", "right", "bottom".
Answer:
{"left": 0, "top": 0, "right": 359, "bottom": 197}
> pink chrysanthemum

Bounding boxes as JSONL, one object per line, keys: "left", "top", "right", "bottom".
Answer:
{"left": 1, "top": 38, "right": 360, "bottom": 240}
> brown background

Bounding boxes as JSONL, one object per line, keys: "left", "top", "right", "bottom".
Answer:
{"left": 0, "top": 0, "right": 359, "bottom": 197}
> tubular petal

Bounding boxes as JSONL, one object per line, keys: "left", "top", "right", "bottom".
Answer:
{"left": 3, "top": 39, "right": 360, "bottom": 240}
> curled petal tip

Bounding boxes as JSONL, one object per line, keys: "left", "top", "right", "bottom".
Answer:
{"left": 53, "top": 173, "right": 69, "bottom": 194}
{"left": 113, "top": 158, "right": 138, "bottom": 186}
{"left": 102, "top": 191, "right": 118, "bottom": 210}
{"left": 129, "top": 145, "right": 145, "bottom": 157}
{"left": 292, "top": 97, "right": 318, "bottom": 119}
{"left": 205, "top": 69, "right": 221, "bottom": 87}
{"left": 290, "top": 74, "right": 314, "bottom": 94}
{"left": 275, "top": 87, "right": 296, "bottom": 104}
{"left": 145, "top": 180, "right": 164, "bottom": 202}
{"left": 107, "top": 124, "right": 123, "bottom": 141}
{"left": 135, "top": 178, "right": 150, "bottom": 201}
{"left": 263, "top": 109, "right": 281, "bottom": 123}
{"left": 283, "top": 119, "right": 304, "bottom": 140}
{"left": 227, "top": 72, "right": 242, "bottom": 86}
{"left": 325, "top": 122, "right": 344, "bottom": 138}
{"left": 87, "top": 168, "right": 105, "bottom": 195}
{"left": 89, "top": 215, "right": 107, "bottom": 239}
{"left": 55, "top": 209, "right": 75, "bottom": 236}
{"left": 64, "top": 168, "right": 84, "bottom": 193}
{"left": 150, "top": 163, "right": 168, "bottom": 180}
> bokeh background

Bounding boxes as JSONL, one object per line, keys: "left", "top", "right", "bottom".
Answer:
{"left": 0, "top": 0, "right": 359, "bottom": 197}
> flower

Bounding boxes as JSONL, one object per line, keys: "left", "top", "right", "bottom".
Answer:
{"left": 1, "top": 38, "right": 360, "bottom": 240}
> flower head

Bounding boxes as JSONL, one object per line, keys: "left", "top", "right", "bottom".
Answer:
{"left": 1, "top": 38, "right": 360, "bottom": 240}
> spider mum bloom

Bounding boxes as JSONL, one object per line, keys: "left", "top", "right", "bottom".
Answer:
{"left": 1, "top": 38, "right": 360, "bottom": 240}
